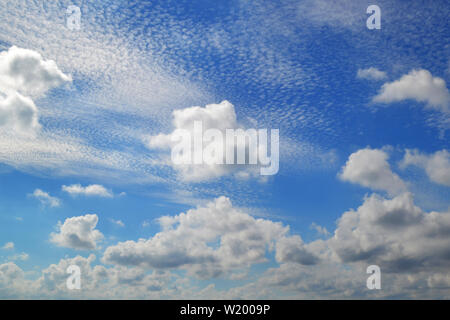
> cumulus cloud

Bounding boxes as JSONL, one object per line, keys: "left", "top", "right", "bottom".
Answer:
{"left": 1, "top": 242, "right": 14, "bottom": 250}
{"left": 146, "top": 100, "right": 279, "bottom": 181}
{"left": 62, "top": 184, "right": 113, "bottom": 198}
{"left": 339, "top": 148, "right": 407, "bottom": 196}
{"left": 400, "top": 149, "right": 450, "bottom": 186}
{"left": 50, "top": 214, "right": 103, "bottom": 250}
{"left": 0, "top": 92, "right": 40, "bottom": 133}
{"left": 0, "top": 46, "right": 71, "bottom": 133}
{"left": 103, "top": 196, "right": 289, "bottom": 278}
{"left": 328, "top": 192, "right": 450, "bottom": 273}
{"left": 373, "top": 69, "right": 450, "bottom": 113}
{"left": 0, "top": 254, "right": 176, "bottom": 299}
{"left": 0, "top": 46, "right": 71, "bottom": 97}
{"left": 30, "top": 188, "right": 61, "bottom": 207}
{"left": 357, "top": 67, "right": 387, "bottom": 81}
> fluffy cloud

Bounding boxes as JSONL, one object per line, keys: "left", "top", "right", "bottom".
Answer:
{"left": 328, "top": 192, "right": 450, "bottom": 273}
{"left": 30, "top": 188, "right": 61, "bottom": 207}
{"left": 103, "top": 196, "right": 289, "bottom": 278}
{"left": 0, "top": 254, "right": 176, "bottom": 299}
{"left": 357, "top": 67, "right": 387, "bottom": 81}
{"left": 339, "top": 148, "right": 407, "bottom": 195}
{"left": 147, "top": 100, "right": 278, "bottom": 181}
{"left": 373, "top": 69, "right": 450, "bottom": 113}
{"left": 50, "top": 214, "right": 103, "bottom": 250}
{"left": 1, "top": 242, "right": 14, "bottom": 250}
{"left": 0, "top": 92, "right": 39, "bottom": 133}
{"left": 0, "top": 46, "right": 71, "bottom": 133}
{"left": 275, "top": 236, "right": 320, "bottom": 265}
{"left": 62, "top": 184, "right": 113, "bottom": 198}
{"left": 400, "top": 149, "right": 450, "bottom": 186}
{"left": 0, "top": 46, "right": 71, "bottom": 97}
{"left": 0, "top": 262, "right": 31, "bottom": 299}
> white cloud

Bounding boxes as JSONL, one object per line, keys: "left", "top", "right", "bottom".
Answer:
{"left": 400, "top": 149, "right": 450, "bottom": 187}
{"left": 373, "top": 69, "right": 450, "bottom": 113}
{"left": 62, "top": 184, "right": 113, "bottom": 198}
{"left": 0, "top": 46, "right": 71, "bottom": 97}
{"left": 0, "top": 91, "right": 40, "bottom": 133}
{"left": 339, "top": 148, "right": 407, "bottom": 196}
{"left": 275, "top": 236, "right": 320, "bottom": 265}
{"left": 109, "top": 219, "right": 125, "bottom": 228}
{"left": 103, "top": 196, "right": 289, "bottom": 278}
{"left": 1, "top": 242, "right": 14, "bottom": 250}
{"left": 9, "top": 253, "right": 29, "bottom": 262}
{"left": 357, "top": 67, "right": 387, "bottom": 81}
{"left": 147, "top": 100, "right": 278, "bottom": 181}
{"left": 327, "top": 192, "right": 450, "bottom": 273}
{"left": 0, "top": 46, "right": 71, "bottom": 134}
{"left": 30, "top": 188, "right": 61, "bottom": 207}
{"left": 50, "top": 214, "right": 103, "bottom": 250}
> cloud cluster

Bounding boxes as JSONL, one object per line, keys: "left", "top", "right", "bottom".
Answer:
{"left": 328, "top": 192, "right": 450, "bottom": 273}
{"left": 0, "top": 46, "right": 71, "bottom": 133}
{"left": 103, "top": 196, "right": 290, "bottom": 278}
{"left": 147, "top": 100, "right": 277, "bottom": 181}
{"left": 50, "top": 214, "right": 103, "bottom": 250}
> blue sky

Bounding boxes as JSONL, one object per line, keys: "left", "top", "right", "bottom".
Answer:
{"left": 0, "top": 0, "right": 449, "bottom": 299}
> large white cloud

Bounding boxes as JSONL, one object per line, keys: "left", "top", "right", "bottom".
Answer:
{"left": 0, "top": 46, "right": 71, "bottom": 133}
{"left": 0, "top": 46, "right": 71, "bottom": 97}
{"left": 339, "top": 148, "right": 407, "bottom": 196}
{"left": 400, "top": 149, "right": 450, "bottom": 186}
{"left": 147, "top": 100, "right": 278, "bottom": 181}
{"left": 327, "top": 192, "right": 450, "bottom": 273}
{"left": 103, "top": 196, "right": 289, "bottom": 278}
{"left": 373, "top": 69, "right": 450, "bottom": 113}
{"left": 50, "top": 214, "right": 103, "bottom": 250}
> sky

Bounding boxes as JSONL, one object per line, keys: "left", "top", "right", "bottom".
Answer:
{"left": 0, "top": 0, "right": 449, "bottom": 299}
